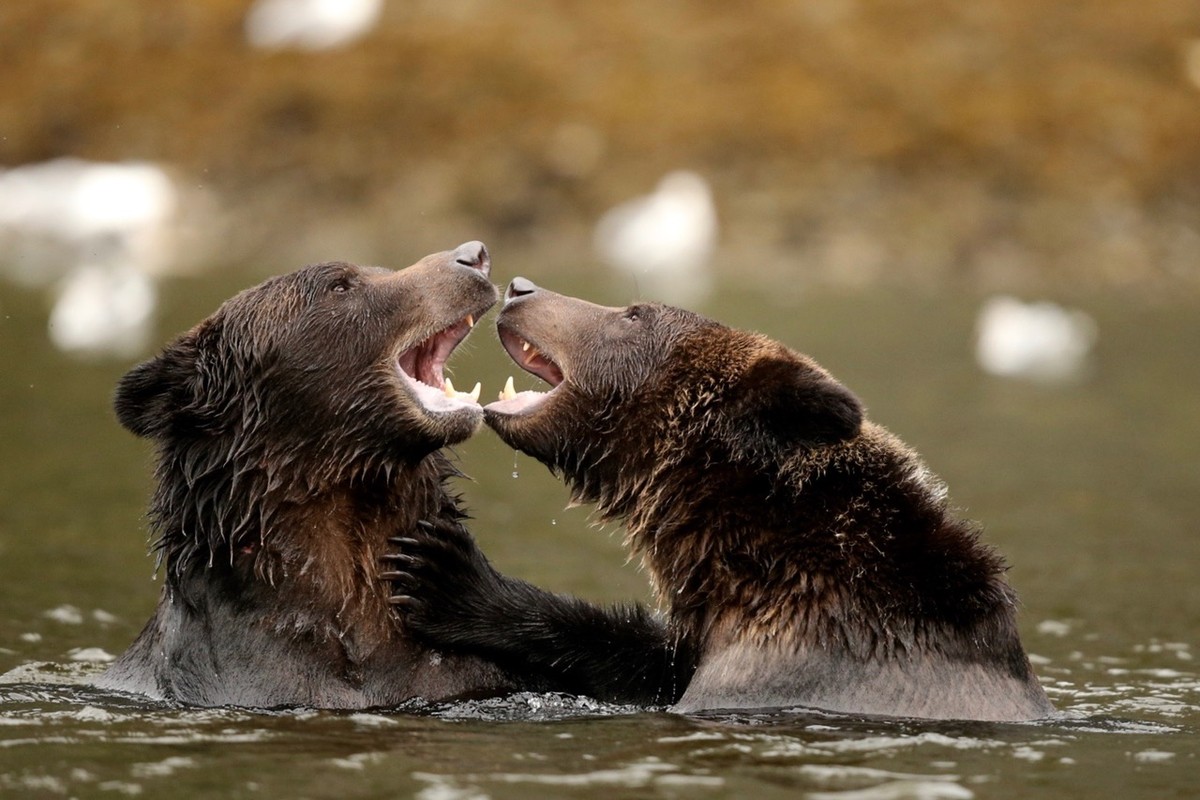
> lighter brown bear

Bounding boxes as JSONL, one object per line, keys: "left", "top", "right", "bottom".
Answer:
{"left": 386, "top": 278, "right": 1055, "bottom": 722}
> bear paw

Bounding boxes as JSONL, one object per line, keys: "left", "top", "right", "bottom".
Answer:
{"left": 381, "top": 519, "right": 505, "bottom": 645}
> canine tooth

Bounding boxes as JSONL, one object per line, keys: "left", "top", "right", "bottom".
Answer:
{"left": 443, "top": 377, "right": 456, "bottom": 398}
{"left": 469, "top": 382, "right": 481, "bottom": 402}
{"left": 466, "top": 314, "right": 475, "bottom": 328}
{"left": 521, "top": 340, "right": 530, "bottom": 352}
{"left": 500, "top": 375, "right": 516, "bottom": 401}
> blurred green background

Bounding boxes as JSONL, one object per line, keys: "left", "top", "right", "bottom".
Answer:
{"left": 2, "top": 4, "right": 1200, "bottom": 797}
{"left": 2, "top": 0, "right": 1198, "bottom": 291}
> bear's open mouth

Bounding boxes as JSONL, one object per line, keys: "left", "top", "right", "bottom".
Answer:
{"left": 485, "top": 324, "right": 565, "bottom": 415}
{"left": 396, "top": 314, "right": 485, "bottom": 413}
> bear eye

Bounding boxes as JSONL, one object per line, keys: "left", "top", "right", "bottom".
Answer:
{"left": 624, "top": 306, "right": 643, "bottom": 323}
{"left": 328, "top": 277, "right": 352, "bottom": 294}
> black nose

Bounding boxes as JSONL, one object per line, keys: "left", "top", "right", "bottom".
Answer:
{"left": 452, "top": 241, "right": 490, "bottom": 276}
{"left": 506, "top": 277, "right": 538, "bottom": 303}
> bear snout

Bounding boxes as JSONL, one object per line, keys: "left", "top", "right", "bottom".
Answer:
{"left": 451, "top": 241, "right": 490, "bottom": 276}
{"left": 504, "top": 276, "right": 539, "bottom": 304}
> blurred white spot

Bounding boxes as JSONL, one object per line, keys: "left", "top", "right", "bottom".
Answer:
{"left": 348, "top": 713, "right": 400, "bottom": 728}
{"left": 1036, "top": 619, "right": 1072, "bottom": 637}
{"left": 1131, "top": 749, "right": 1175, "bottom": 764}
{"left": 75, "top": 705, "right": 118, "bottom": 722}
{"left": 594, "top": 171, "right": 718, "bottom": 306}
{"left": 130, "top": 757, "right": 197, "bottom": 778}
{"left": 43, "top": 604, "right": 84, "bottom": 625}
{"left": 97, "top": 781, "right": 143, "bottom": 796}
{"left": 799, "top": 765, "right": 970, "bottom": 794}
{"left": 656, "top": 731, "right": 726, "bottom": 743}
{"left": 0, "top": 158, "right": 178, "bottom": 358}
{"left": 809, "top": 780, "right": 974, "bottom": 800}
{"left": 68, "top": 647, "right": 116, "bottom": 663}
{"left": 330, "top": 752, "right": 386, "bottom": 770}
{"left": 245, "top": 0, "right": 383, "bottom": 51}
{"left": 1011, "top": 745, "right": 1045, "bottom": 762}
{"left": 974, "top": 295, "right": 1097, "bottom": 383}
{"left": 0, "top": 159, "right": 174, "bottom": 247}
{"left": 92, "top": 608, "right": 119, "bottom": 625}
{"left": 19, "top": 632, "right": 42, "bottom": 643}
{"left": 49, "top": 264, "right": 157, "bottom": 358}
{"left": 15, "top": 776, "right": 67, "bottom": 793}
{"left": 415, "top": 778, "right": 492, "bottom": 800}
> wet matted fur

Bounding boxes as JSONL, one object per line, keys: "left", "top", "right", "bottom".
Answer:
{"left": 386, "top": 279, "right": 1055, "bottom": 722}
{"left": 98, "top": 244, "right": 516, "bottom": 708}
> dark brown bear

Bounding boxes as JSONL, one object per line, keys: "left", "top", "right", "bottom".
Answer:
{"left": 386, "top": 278, "right": 1056, "bottom": 721}
{"left": 96, "top": 242, "right": 518, "bottom": 708}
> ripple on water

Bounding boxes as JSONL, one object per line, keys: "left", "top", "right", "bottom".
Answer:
{"left": 129, "top": 756, "right": 197, "bottom": 778}
{"left": 795, "top": 764, "right": 976, "bottom": 800}
{"left": 808, "top": 781, "right": 975, "bottom": 800}
{"left": 413, "top": 756, "right": 725, "bottom": 793}
{"left": 0, "top": 667, "right": 280, "bottom": 749}
{"left": 424, "top": 691, "right": 645, "bottom": 722}
{"left": 0, "top": 641, "right": 1196, "bottom": 800}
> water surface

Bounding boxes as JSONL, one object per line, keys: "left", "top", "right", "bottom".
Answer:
{"left": 1, "top": 272, "right": 1197, "bottom": 798}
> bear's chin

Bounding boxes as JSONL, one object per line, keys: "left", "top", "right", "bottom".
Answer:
{"left": 387, "top": 373, "right": 484, "bottom": 448}
{"left": 484, "top": 388, "right": 552, "bottom": 416}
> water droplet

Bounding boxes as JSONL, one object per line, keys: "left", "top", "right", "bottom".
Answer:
{"left": 551, "top": 519, "right": 557, "bottom": 526}
{"left": 511, "top": 450, "right": 520, "bottom": 479}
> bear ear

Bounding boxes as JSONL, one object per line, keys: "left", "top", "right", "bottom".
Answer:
{"left": 113, "top": 335, "right": 199, "bottom": 439}
{"left": 731, "top": 354, "right": 864, "bottom": 452}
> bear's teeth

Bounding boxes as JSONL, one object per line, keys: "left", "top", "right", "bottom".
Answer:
{"left": 466, "top": 314, "right": 475, "bottom": 328}
{"left": 521, "top": 341, "right": 530, "bottom": 352}
{"left": 442, "top": 376, "right": 482, "bottom": 402}
{"left": 499, "top": 375, "right": 516, "bottom": 401}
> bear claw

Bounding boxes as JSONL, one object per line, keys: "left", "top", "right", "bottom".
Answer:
{"left": 378, "top": 570, "right": 412, "bottom": 581}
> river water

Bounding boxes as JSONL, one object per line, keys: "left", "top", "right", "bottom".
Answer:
{"left": 1, "top": 269, "right": 1197, "bottom": 798}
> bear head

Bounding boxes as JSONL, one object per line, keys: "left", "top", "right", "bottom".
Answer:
{"left": 115, "top": 243, "right": 497, "bottom": 569}
{"left": 118, "top": 244, "right": 497, "bottom": 465}
{"left": 484, "top": 277, "right": 864, "bottom": 517}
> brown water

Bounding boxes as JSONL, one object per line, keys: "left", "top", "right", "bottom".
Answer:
{"left": 1, "top": 270, "right": 1197, "bottom": 799}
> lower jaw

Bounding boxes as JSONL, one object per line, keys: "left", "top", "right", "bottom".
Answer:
{"left": 484, "top": 390, "right": 549, "bottom": 416}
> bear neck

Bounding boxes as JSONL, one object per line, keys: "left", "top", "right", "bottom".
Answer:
{"left": 618, "top": 422, "right": 1026, "bottom": 670}
{"left": 149, "top": 436, "right": 461, "bottom": 603}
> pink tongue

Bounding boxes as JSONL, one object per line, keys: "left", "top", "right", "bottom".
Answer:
{"left": 520, "top": 351, "right": 564, "bottom": 386}
{"left": 419, "top": 353, "right": 441, "bottom": 388}
{"left": 407, "top": 335, "right": 444, "bottom": 388}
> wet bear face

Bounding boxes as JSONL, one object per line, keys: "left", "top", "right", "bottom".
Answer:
{"left": 484, "top": 278, "right": 864, "bottom": 508}
{"left": 116, "top": 243, "right": 498, "bottom": 479}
